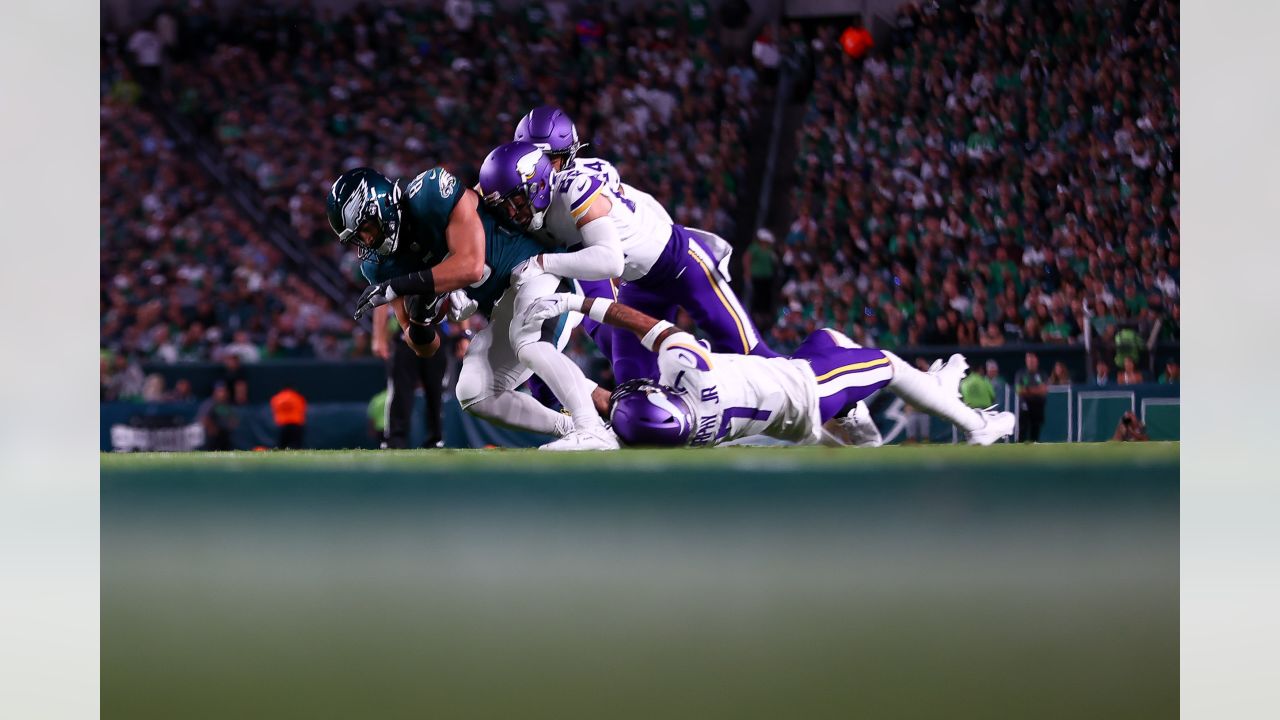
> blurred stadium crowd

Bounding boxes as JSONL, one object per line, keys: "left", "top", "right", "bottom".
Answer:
{"left": 102, "top": 0, "right": 1178, "bottom": 399}
{"left": 761, "top": 0, "right": 1178, "bottom": 356}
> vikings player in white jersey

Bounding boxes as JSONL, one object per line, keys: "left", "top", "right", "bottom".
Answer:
{"left": 479, "top": 143, "right": 778, "bottom": 383}
{"left": 525, "top": 292, "right": 1016, "bottom": 448}
{"left": 502, "top": 107, "right": 774, "bottom": 378}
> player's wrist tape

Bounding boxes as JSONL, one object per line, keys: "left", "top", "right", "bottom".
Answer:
{"left": 406, "top": 322, "right": 437, "bottom": 346}
{"left": 586, "top": 298, "right": 613, "bottom": 323}
{"left": 388, "top": 270, "right": 435, "bottom": 299}
{"left": 641, "top": 320, "right": 675, "bottom": 351}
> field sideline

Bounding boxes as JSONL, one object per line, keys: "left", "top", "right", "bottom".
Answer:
{"left": 102, "top": 440, "right": 1178, "bottom": 473}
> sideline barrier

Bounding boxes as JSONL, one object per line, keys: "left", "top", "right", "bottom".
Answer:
{"left": 103, "top": 382, "right": 1177, "bottom": 450}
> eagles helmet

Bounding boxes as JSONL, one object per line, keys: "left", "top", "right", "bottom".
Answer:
{"left": 326, "top": 167, "right": 403, "bottom": 262}
{"left": 608, "top": 379, "right": 696, "bottom": 447}
{"left": 477, "top": 141, "right": 555, "bottom": 232}
{"left": 513, "top": 106, "right": 587, "bottom": 169}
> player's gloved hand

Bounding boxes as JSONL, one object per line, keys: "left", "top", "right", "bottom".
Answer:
{"left": 353, "top": 282, "right": 398, "bottom": 320}
{"left": 447, "top": 289, "right": 479, "bottom": 322}
{"left": 510, "top": 255, "right": 547, "bottom": 289}
{"left": 526, "top": 293, "right": 584, "bottom": 324}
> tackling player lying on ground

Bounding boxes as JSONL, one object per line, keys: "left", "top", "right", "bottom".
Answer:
{"left": 328, "top": 166, "right": 618, "bottom": 451}
{"left": 484, "top": 107, "right": 779, "bottom": 389}
{"left": 525, "top": 292, "right": 1017, "bottom": 448}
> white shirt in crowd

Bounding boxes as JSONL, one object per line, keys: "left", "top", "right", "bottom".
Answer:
{"left": 128, "top": 28, "right": 163, "bottom": 67}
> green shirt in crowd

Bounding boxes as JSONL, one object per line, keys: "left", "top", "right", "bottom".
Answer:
{"left": 745, "top": 241, "right": 776, "bottom": 279}
{"left": 960, "top": 373, "right": 996, "bottom": 409}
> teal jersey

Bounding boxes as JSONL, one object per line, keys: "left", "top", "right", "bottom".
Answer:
{"left": 360, "top": 166, "right": 546, "bottom": 318}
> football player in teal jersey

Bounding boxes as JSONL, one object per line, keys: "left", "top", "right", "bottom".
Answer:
{"left": 327, "top": 166, "right": 618, "bottom": 450}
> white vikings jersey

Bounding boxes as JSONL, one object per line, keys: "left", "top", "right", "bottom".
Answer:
{"left": 539, "top": 165, "right": 673, "bottom": 281}
{"left": 570, "top": 157, "right": 675, "bottom": 226}
{"left": 656, "top": 332, "right": 824, "bottom": 447}
{"left": 569, "top": 158, "right": 621, "bottom": 193}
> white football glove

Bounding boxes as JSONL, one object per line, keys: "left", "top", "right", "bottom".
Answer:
{"left": 525, "top": 293, "right": 584, "bottom": 325}
{"left": 509, "top": 255, "right": 548, "bottom": 289}
{"left": 446, "top": 289, "right": 479, "bottom": 322}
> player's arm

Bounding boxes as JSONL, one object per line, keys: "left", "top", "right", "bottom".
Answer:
{"left": 393, "top": 296, "right": 441, "bottom": 358}
{"left": 535, "top": 185, "right": 624, "bottom": 280}
{"left": 371, "top": 304, "right": 392, "bottom": 359}
{"left": 433, "top": 189, "right": 488, "bottom": 291}
{"left": 353, "top": 189, "right": 487, "bottom": 321}
{"left": 527, "top": 293, "right": 684, "bottom": 353}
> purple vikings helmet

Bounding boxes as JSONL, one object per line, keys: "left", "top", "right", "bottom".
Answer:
{"left": 513, "top": 106, "right": 587, "bottom": 168}
{"left": 477, "top": 141, "right": 555, "bottom": 232}
{"left": 609, "top": 379, "right": 696, "bottom": 447}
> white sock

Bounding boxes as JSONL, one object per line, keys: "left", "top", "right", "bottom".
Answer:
{"left": 469, "top": 391, "right": 574, "bottom": 437}
{"left": 517, "top": 341, "right": 604, "bottom": 431}
{"left": 883, "top": 352, "right": 983, "bottom": 433}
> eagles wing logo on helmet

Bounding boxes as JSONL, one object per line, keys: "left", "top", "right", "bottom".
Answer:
{"left": 340, "top": 179, "right": 371, "bottom": 234}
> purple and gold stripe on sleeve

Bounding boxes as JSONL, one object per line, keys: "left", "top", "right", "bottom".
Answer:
{"left": 569, "top": 176, "right": 606, "bottom": 219}
{"left": 667, "top": 343, "right": 714, "bottom": 371}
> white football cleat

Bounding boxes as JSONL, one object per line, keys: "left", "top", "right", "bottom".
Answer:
{"left": 966, "top": 408, "right": 1016, "bottom": 445}
{"left": 538, "top": 423, "right": 620, "bottom": 451}
{"left": 931, "top": 353, "right": 970, "bottom": 398}
{"left": 833, "top": 400, "right": 884, "bottom": 447}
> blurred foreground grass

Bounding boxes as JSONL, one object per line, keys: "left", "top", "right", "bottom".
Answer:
{"left": 103, "top": 442, "right": 1177, "bottom": 719}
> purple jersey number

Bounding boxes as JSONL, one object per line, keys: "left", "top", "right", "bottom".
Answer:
{"left": 610, "top": 188, "right": 636, "bottom": 213}
{"left": 716, "top": 407, "right": 772, "bottom": 441}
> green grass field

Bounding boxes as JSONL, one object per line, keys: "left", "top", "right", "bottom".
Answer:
{"left": 103, "top": 443, "right": 1178, "bottom": 720}
{"left": 101, "top": 440, "right": 1179, "bottom": 471}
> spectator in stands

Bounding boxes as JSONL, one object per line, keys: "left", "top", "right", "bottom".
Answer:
{"left": 1112, "top": 411, "right": 1150, "bottom": 442}
{"left": 985, "top": 359, "right": 1009, "bottom": 409}
{"left": 102, "top": 353, "right": 145, "bottom": 402}
{"left": 979, "top": 323, "right": 1005, "bottom": 347}
{"left": 127, "top": 20, "right": 163, "bottom": 85}
{"left": 168, "top": 378, "right": 195, "bottom": 402}
{"left": 1015, "top": 352, "right": 1048, "bottom": 443}
{"left": 220, "top": 330, "right": 261, "bottom": 364}
{"left": 141, "top": 373, "right": 167, "bottom": 403}
{"left": 1048, "top": 361, "right": 1072, "bottom": 386}
{"left": 270, "top": 386, "right": 307, "bottom": 449}
{"left": 752, "top": 26, "right": 781, "bottom": 84}
{"left": 1118, "top": 357, "right": 1145, "bottom": 385}
{"left": 1159, "top": 361, "right": 1179, "bottom": 384}
{"left": 1113, "top": 326, "right": 1144, "bottom": 369}
{"left": 197, "top": 382, "right": 237, "bottom": 451}
{"left": 1093, "top": 360, "right": 1113, "bottom": 386}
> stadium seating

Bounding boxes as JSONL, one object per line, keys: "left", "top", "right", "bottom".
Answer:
{"left": 769, "top": 0, "right": 1179, "bottom": 375}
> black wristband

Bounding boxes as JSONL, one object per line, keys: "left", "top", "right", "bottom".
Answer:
{"left": 406, "top": 321, "right": 438, "bottom": 346}
{"left": 388, "top": 270, "right": 435, "bottom": 299}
